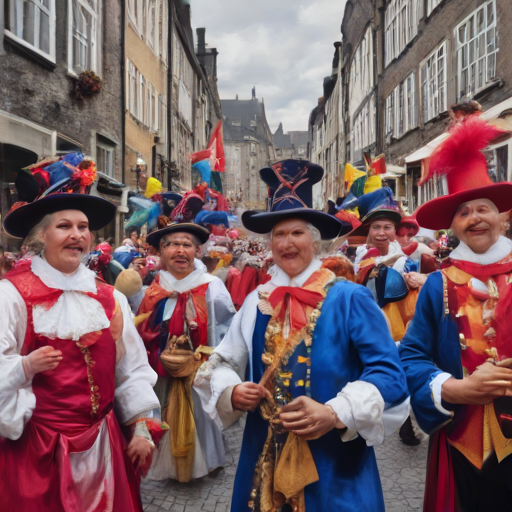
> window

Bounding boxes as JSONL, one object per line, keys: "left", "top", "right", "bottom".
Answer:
{"left": 455, "top": 0, "right": 498, "bottom": 100}
{"left": 140, "top": 75, "right": 146, "bottom": 124}
{"left": 68, "top": 0, "right": 101, "bottom": 75}
{"left": 146, "top": 0, "right": 157, "bottom": 51}
{"left": 484, "top": 144, "right": 509, "bottom": 183}
{"left": 126, "top": 59, "right": 159, "bottom": 131}
{"left": 129, "top": 62, "right": 139, "bottom": 117}
{"left": 158, "top": 95, "right": 167, "bottom": 145}
{"left": 427, "top": 0, "right": 443, "bottom": 16}
{"left": 385, "top": 0, "right": 421, "bottom": 67}
{"left": 150, "top": 84, "right": 158, "bottom": 132}
{"left": 386, "top": 73, "right": 417, "bottom": 140}
{"left": 386, "top": 90, "right": 395, "bottom": 136}
{"left": 405, "top": 73, "right": 418, "bottom": 131}
{"left": 352, "top": 96, "right": 376, "bottom": 153}
{"left": 421, "top": 42, "right": 447, "bottom": 123}
{"left": 348, "top": 26, "right": 374, "bottom": 116}
{"left": 6, "top": 0, "right": 56, "bottom": 61}
{"left": 96, "top": 138, "right": 115, "bottom": 178}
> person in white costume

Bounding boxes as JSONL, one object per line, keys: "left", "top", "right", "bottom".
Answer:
{"left": 136, "top": 222, "right": 236, "bottom": 482}
{"left": 0, "top": 193, "right": 161, "bottom": 512}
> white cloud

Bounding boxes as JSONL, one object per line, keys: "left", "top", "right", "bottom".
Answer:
{"left": 190, "top": 0, "right": 346, "bottom": 132}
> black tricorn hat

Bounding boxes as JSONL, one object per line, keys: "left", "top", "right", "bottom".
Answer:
{"left": 146, "top": 222, "right": 210, "bottom": 248}
{"left": 3, "top": 193, "right": 117, "bottom": 239}
{"left": 242, "top": 159, "right": 351, "bottom": 240}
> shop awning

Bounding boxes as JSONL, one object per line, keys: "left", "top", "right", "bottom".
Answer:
{"left": 404, "top": 96, "right": 512, "bottom": 164}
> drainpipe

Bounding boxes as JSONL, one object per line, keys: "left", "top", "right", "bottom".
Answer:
{"left": 167, "top": 0, "right": 174, "bottom": 190}
{"left": 121, "top": 0, "right": 126, "bottom": 185}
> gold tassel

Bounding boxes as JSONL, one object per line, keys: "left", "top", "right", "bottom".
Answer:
{"left": 166, "top": 376, "right": 196, "bottom": 482}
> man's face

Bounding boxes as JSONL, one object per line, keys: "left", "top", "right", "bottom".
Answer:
{"left": 397, "top": 225, "right": 417, "bottom": 248}
{"left": 271, "top": 219, "right": 316, "bottom": 279}
{"left": 450, "top": 198, "right": 501, "bottom": 254}
{"left": 368, "top": 220, "right": 396, "bottom": 253}
{"left": 159, "top": 232, "right": 202, "bottom": 278}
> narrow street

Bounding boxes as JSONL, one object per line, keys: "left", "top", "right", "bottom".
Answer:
{"left": 141, "top": 418, "right": 428, "bottom": 512}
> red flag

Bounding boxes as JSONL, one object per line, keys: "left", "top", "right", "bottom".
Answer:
{"left": 208, "top": 120, "right": 225, "bottom": 173}
{"left": 190, "top": 120, "right": 225, "bottom": 172}
{"left": 370, "top": 155, "right": 386, "bottom": 175}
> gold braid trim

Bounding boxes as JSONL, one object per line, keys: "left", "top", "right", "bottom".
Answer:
{"left": 249, "top": 271, "right": 342, "bottom": 512}
{"left": 76, "top": 341, "right": 100, "bottom": 417}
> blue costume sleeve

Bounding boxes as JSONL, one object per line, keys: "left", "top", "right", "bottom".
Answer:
{"left": 398, "top": 272, "right": 457, "bottom": 434}
{"left": 347, "top": 286, "right": 409, "bottom": 408}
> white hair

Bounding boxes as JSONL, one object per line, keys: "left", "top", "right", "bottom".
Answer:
{"left": 23, "top": 213, "right": 55, "bottom": 255}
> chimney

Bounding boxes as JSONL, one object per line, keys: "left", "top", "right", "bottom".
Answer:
{"left": 196, "top": 28, "right": 206, "bottom": 54}
{"left": 252, "top": 86, "right": 256, "bottom": 99}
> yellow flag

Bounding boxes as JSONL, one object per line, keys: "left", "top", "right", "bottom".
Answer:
{"left": 364, "top": 175, "right": 382, "bottom": 194}
{"left": 344, "top": 163, "right": 366, "bottom": 190}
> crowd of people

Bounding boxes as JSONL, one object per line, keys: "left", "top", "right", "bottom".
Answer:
{"left": 2, "top": 114, "right": 512, "bottom": 512}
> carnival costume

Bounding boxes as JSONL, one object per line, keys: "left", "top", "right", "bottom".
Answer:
{"left": 0, "top": 191, "right": 161, "bottom": 512}
{"left": 136, "top": 223, "right": 236, "bottom": 482}
{"left": 399, "top": 117, "right": 512, "bottom": 511}
{"left": 195, "top": 160, "right": 410, "bottom": 512}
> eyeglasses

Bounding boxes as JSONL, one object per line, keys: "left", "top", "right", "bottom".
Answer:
{"left": 161, "top": 241, "right": 195, "bottom": 250}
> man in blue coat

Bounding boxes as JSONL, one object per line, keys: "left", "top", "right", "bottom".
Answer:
{"left": 195, "top": 160, "right": 409, "bottom": 512}
{"left": 399, "top": 117, "right": 512, "bottom": 512}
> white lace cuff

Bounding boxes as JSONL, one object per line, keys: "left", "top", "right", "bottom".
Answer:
{"left": 326, "top": 381, "right": 385, "bottom": 446}
{"left": 430, "top": 372, "right": 453, "bottom": 417}
{"left": 216, "top": 385, "right": 244, "bottom": 429}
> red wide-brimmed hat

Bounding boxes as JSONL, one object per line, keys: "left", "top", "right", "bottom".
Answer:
{"left": 415, "top": 117, "right": 512, "bottom": 230}
{"left": 397, "top": 216, "right": 419, "bottom": 235}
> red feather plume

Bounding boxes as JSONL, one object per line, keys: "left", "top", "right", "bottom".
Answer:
{"left": 426, "top": 116, "right": 507, "bottom": 182}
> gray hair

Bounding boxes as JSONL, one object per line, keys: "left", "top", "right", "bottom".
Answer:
{"left": 23, "top": 214, "right": 54, "bottom": 255}
{"left": 160, "top": 232, "right": 202, "bottom": 250}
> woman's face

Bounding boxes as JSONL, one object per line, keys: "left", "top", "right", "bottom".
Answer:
{"left": 42, "top": 210, "right": 92, "bottom": 274}
{"left": 368, "top": 220, "right": 396, "bottom": 254}
{"left": 271, "top": 219, "right": 316, "bottom": 278}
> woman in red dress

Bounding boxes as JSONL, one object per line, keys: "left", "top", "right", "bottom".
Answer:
{"left": 0, "top": 194, "right": 161, "bottom": 512}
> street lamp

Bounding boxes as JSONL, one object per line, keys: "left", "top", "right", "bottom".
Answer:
{"left": 131, "top": 155, "right": 147, "bottom": 192}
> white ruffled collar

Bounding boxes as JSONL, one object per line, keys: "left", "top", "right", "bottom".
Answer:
{"left": 260, "top": 258, "right": 322, "bottom": 293}
{"left": 159, "top": 258, "right": 214, "bottom": 293}
{"left": 31, "top": 255, "right": 97, "bottom": 293}
{"left": 450, "top": 236, "right": 512, "bottom": 265}
{"left": 30, "top": 256, "right": 109, "bottom": 341}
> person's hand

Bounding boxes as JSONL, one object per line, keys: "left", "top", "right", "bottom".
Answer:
{"left": 127, "top": 436, "right": 154, "bottom": 476}
{"left": 442, "top": 362, "right": 512, "bottom": 405}
{"left": 404, "top": 272, "right": 427, "bottom": 289}
{"left": 231, "top": 382, "right": 268, "bottom": 411}
{"left": 24, "top": 346, "right": 63, "bottom": 376}
{"left": 279, "top": 396, "right": 345, "bottom": 440}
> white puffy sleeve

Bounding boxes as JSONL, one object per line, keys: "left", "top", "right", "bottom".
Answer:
{"left": 0, "top": 280, "right": 36, "bottom": 440}
{"left": 195, "top": 291, "right": 258, "bottom": 429}
{"left": 113, "top": 290, "right": 160, "bottom": 424}
{"left": 206, "top": 277, "right": 237, "bottom": 347}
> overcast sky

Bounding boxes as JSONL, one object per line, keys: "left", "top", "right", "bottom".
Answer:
{"left": 190, "top": 0, "right": 346, "bottom": 134}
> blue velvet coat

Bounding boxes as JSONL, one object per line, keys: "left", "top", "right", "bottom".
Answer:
{"left": 231, "top": 280, "right": 409, "bottom": 512}
{"left": 398, "top": 272, "right": 462, "bottom": 434}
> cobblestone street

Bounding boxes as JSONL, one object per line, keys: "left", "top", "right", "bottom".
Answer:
{"left": 141, "top": 418, "right": 429, "bottom": 512}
